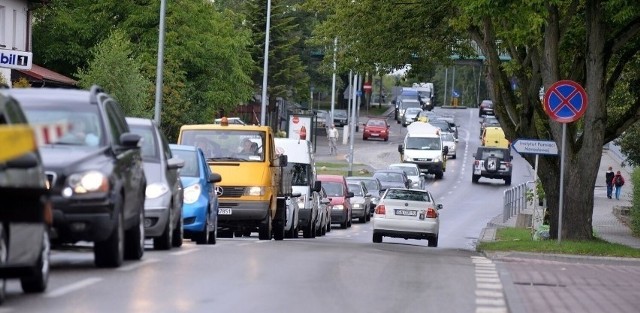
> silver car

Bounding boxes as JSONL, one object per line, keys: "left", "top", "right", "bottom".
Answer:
{"left": 402, "top": 107, "right": 423, "bottom": 127}
{"left": 440, "top": 132, "right": 458, "bottom": 159}
{"left": 347, "top": 181, "right": 372, "bottom": 223}
{"left": 388, "top": 163, "right": 426, "bottom": 190}
{"left": 127, "top": 117, "right": 185, "bottom": 250}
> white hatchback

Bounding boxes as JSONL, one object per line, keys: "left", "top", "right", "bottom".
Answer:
{"left": 372, "top": 188, "right": 442, "bottom": 247}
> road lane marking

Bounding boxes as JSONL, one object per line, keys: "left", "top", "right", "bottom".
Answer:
{"left": 475, "top": 290, "right": 504, "bottom": 298}
{"left": 473, "top": 256, "right": 507, "bottom": 313}
{"left": 45, "top": 277, "right": 103, "bottom": 298}
{"left": 171, "top": 248, "right": 200, "bottom": 256}
{"left": 117, "top": 258, "right": 160, "bottom": 271}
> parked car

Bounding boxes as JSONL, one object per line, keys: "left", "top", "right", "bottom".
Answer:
{"left": 169, "top": 144, "right": 222, "bottom": 245}
{"left": 388, "top": 163, "right": 426, "bottom": 190}
{"left": 373, "top": 169, "right": 411, "bottom": 191}
{"left": 479, "top": 100, "right": 494, "bottom": 117}
{"left": 346, "top": 176, "right": 382, "bottom": 214}
{"left": 317, "top": 175, "right": 354, "bottom": 229}
{"left": 318, "top": 186, "right": 332, "bottom": 233}
{"left": 127, "top": 117, "right": 185, "bottom": 250}
{"left": 346, "top": 181, "right": 371, "bottom": 223}
{"left": 4, "top": 86, "right": 147, "bottom": 268}
{"left": 362, "top": 118, "right": 390, "bottom": 141}
{"left": 0, "top": 94, "right": 51, "bottom": 300}
{"left": 472, "top": 146, "right": 513, "bottom": 185}
{"left": 333, "top": 109, "right": 349, "bottom": 127}
{"left": 372, "top": 188, "right": 443, "bottom": 247}
{"left": 315, "top": 109, "right": 329, "bottom": 128}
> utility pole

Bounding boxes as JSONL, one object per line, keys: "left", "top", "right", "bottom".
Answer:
{"left": 348, "top": 73, "right": 359, "bottom": 177}
{"left": 330, "top": 37, "right": 337, "bottom": 123}
{"left": 260, "top": 0, "right": 272, "bottom": 126}
{"left": 153, "top": 0, "right": 167, "bottom": 126}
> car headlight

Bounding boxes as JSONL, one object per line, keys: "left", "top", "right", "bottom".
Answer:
{"left": 67, "top": 171, "right": 109, "bottom": 194}
{"left": 296, "top": 195, "right": 306, "bottom": 208}
{"left": 434, "top": 156, "right": 442, "bottom": 162}
{"left": 183, "top": 184, "right": 201, "bottom": 204}
{"left": 146, "top": 183, "right": 170, "bottom": 199}
{"left": 353, "top": 203, "right": 362, "bottom": 209}
{"left": 372, "top": 197, "right": 380, "bottom": 204}
{"left": 333, "top": 204, "right": 344, "bottom": 210}
{"left": 244, "top": 186, "right": 265, "bottom": 196}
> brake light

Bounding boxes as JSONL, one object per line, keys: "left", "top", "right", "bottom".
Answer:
{"left": 505, "top": 162, "right": 511, "bottom": 168}
{"left": 375, "top": 205, "right": 386, "bottom": 215}
{"left": 426, "top": 208, "right": 437, "bottom": 218}
{"left": 474, "top": 160, "right": 479, "bottom": 166}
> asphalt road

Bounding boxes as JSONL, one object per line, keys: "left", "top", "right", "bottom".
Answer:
{"left": 0, "top": 107, "right": 536, "bottom": 313}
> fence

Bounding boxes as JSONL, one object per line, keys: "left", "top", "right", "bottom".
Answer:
{"left": 503, "top": 181, "right": 535, "bottom": 223}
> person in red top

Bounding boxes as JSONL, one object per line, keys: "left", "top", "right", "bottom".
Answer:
{"left": 611, "top": 170, "right": 625, "bottom": 200}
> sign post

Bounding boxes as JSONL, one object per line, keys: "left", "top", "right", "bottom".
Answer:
{"left": 543, "top": 80, "right": 588, "bottom": 242}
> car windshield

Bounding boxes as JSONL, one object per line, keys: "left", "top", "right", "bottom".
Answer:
{"left": 286, "top": 163, "right": 312, "bottom": 186}
{"left": 361, "top": 180, "right": 380, "bottom": 191}
{"left": 129, "top": 125, "right": 160, "bottom": 162}
{"left": 390, "top": 166, "right": 419, "bottom": 176}
{"left": 479, "top": 149, "right": 506, "bottom": 159}
{"left": 441, "top": 133, "right": 455, "bottom": 142}
{"left": 171, "top": 149, "right": 199, "bottom": 177}
{"left": 401, "top": 100, "right": 421, "bottom": 109}
{"left": 374, "top": 172, "right": 404, "bottom": 182}
{"left": 347, "top": 183, "right": 364, "bottom": 196}
{"left": 23, "top": 106, "right": 104, "bottom": 147}
{"left": 322, "top": 182, "right": 344, "bottom": 197}
{"left": 405, "top": 137, "right": 441, "bottom": 150}
{"left": 385, "top": 189, "right": 431, "bottom": 202}
{"left": 334, "top": 110, "right": 347, "bottom": 117}
{"left": 366, "top": 119, "right": 386, "bottom": 127}
{"left": 180, "top": 129, "right": 265, "bottom": 162}
{"left": 405, "top": 108, "right": 422, "bottom": 115}
{"left": 429, "top": 122, "right": 450, "bottom": 131}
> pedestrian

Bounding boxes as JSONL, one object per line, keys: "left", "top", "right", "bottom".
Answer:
{"left": 327, "top": 124, "right": 339, "bottom": 155}
{"left": 612, "top": 170, "right": 625, "bottom": 200}
{"left": 605, "top": 166, "right": 615, "bottom": 199}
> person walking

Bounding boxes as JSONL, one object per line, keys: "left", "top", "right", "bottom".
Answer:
{"left": 327, "top": 124, "right": 339, "bottom": 155}
{"left": 605, "top": 166, "right": 615, "bottom": 199}
{"left": 612, "top": 170, "right": 625, "bottom": 200}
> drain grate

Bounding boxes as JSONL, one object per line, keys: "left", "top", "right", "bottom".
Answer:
{"left": 513, "top": 282, "right": 566, "bottom": 287}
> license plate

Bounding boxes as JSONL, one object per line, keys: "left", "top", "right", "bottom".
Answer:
{"left": 394, "top": 209, "right": 417, "bottom": 216}
{"left": 219, "top": 208, "right": 232, "bottom": 215}
{"left": 474, "top": 169, "right": 481, "bottom": 175}
{"left": 370, "top": 133, "right": 379, "bottom": 136}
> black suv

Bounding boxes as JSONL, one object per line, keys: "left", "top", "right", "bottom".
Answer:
{"left": 471, "top": 147, "right": 513, "bottom": 185}
{"left": 0, "top": 93, "right": 51, "bottom": 301}
{"left": 1, "top": 86, "right": 147, "bottom": 268}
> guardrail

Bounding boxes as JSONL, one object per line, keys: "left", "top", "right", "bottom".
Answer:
{"left": 503, "top": 181, "right": 535, "bottom": 223}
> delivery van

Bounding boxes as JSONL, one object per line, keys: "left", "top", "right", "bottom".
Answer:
{"left": 274, "top": 138, "right": 322, "bottom": 238}
{"left": 482, "top": 126, "right": 509, "bottom": 149}
{"left": 177, "top": 120, "right": 291, "bottom": 240}
{"left": 398, "top": 122, "right": 448, "bottom": 179}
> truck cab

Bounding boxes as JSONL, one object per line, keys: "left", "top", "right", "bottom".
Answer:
{"left": 178, "top": 120, "right": 290, "bottom": 240}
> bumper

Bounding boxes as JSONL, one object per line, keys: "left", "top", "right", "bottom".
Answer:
{"left": 217, "top": 200, "right": 270, "bottom": 229}
{"left": 405, "top": 161, "right": 443, "bottom": 175}
{"left": 372, "top": 217, "right": 438, "bottom": 239}
{"left": 182, "top": 196, "right": 209, "bottom": 234}
{"left": 474, "top": 168, "right": 511, "bottom": 179}
{"left": 331, "top": 209, "right": 349, "bottom": 224}
{"left": 143, "top": 195, "right": 172, "bottom": 237}
{"left": 50, "top": 193, "right": 116, "bottom": 243}
{"left": 351, "top": 207, "right": 367, "bottom": 218}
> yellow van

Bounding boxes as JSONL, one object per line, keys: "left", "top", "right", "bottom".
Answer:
{"left": 482, "top": 126, "right": 509, "bottom": 149}
{"left": 177, "top": 122, "right": 291, "bottom": 240}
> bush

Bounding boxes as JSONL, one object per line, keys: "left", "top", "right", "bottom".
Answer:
{"left": 631, "top": 168, "right": 640, "bottom": 235}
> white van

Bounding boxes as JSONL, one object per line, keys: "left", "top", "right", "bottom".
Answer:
{"left": 398, "top": 122, "right": 448, "bottom": 179}
{"left": 274, "top": 138, "right": 322, "bottom": 238}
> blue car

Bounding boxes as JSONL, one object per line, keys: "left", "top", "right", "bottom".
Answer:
{"left": 169, "top": 144, "right": 222, "bottom": 245}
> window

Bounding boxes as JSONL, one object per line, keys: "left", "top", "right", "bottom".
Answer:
{"left": 322, "top": 182, "right": 344, "bottom": 197}
{"left": 180, "top": 129, "right": 265, "bottom": 162}
{"left": 172, "top": 149, "right": 199, "bottom": 177}
{"left": 129, "top": 125, "right": 159, "bottom": 162}
{"left": 347, "top": 183, "right": 363, "bottom": 196}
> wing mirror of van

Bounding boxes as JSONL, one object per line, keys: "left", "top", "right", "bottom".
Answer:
{"left": 346, "top": 191, "right": 355, "bottom": 198}
{"left": 443, "top": 146, "right": 449, "bottom": 155}
{"left": 119, "top": 133, "right": 142, "bottom": 150}
{"left": 398, "top": 145, "right": 404, "bottom": 153}
{"left": 209, "top": 172, "right": 222, "bottom": 183}
{"left": 274, "top": 154, "right": 288, "bottom": 167}
{"left": 313, "top": 180, "right": 322, "bottom": 192}
{"left": 291, "top": 192, "right": 302, "bottom": 198}
{"left": 436, "top": 203, "right": 444, "bottom": 210}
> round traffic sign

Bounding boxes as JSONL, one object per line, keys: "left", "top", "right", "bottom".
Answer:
{"left": 543, "top": 80, "right": 588, "bottom": 123}
{"left": 363, "top": 81, "right": 372, "bottom": 90}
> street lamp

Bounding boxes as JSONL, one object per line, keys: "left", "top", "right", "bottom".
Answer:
{"left": 260, "top": 0, "right": 272, "bottom": 126}
{"left": 153, "top": 0, "right": 167, "bottom": 126}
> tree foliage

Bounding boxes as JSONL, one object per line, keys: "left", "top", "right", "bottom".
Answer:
{"left": 307, "top": 0, "right": 640, "bottom": 240}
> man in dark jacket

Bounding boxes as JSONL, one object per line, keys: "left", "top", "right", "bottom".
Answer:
{"left": 606, "top": 166, "right": 615, "bottom": 199}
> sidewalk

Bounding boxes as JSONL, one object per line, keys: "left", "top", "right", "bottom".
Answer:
{"left": 480, "top": 148, "right": 640, "bottom": 248}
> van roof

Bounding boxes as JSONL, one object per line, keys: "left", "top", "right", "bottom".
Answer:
{"left": 180, "top": 124, "right": 271, "bottom": 132}
{"left": 317, "top": 174, "right": 346, "bottom": 182}
{"left": 274, "top": 138, "right": 312, "bottom": 163}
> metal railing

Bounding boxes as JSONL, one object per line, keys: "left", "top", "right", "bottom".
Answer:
{"left": 503, "top": 181, "right": 535, "bottom": 223}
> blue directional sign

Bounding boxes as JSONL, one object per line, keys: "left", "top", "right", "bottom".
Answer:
{"left": 512, "top": 139, "right": 558, "bottom": 156}
{"left": 543, "top": 80, "right": 588, "bottom": 123}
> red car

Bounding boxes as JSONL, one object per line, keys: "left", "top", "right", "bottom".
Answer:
{"left": 362, "top": 118, "right": 390, "bottom": 141}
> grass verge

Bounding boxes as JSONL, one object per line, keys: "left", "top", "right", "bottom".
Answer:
{"left": 477, "top": 227, "right": 640, "bottom": 258}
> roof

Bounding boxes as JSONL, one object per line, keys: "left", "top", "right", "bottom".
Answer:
{"left": 125, "top": 117, "right": 154, "bottom": 126}
{"left": 180, "top": 124, "right": 271, "bottom": 132}
{"left": 169, "top": 144, "right": 196, "bottom": 151}
{"left": 15, "top": 64, "right": 77, "bottom": 87}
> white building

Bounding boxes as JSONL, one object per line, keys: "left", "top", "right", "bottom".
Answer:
{"left": 0, "top": 0, "right": 31, "bottom": 85}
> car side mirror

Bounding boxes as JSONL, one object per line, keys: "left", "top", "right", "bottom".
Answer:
{"left": 365, "top": 193, "right": 372, "bottom": 198}
{"left": 420, "top": 173, "right": 427, "bottom": 177}
{"left": 455, "top": 138, "right": 459, "bottom": 143}
{"left": 119, "top": 132, "right": 141, "bottom": 149}
{"left": 510, "top": 156, "right": 514, "bottom": 161}
{"left": 321, "top": 198, "right": 330, "bottom": 204}
{"left": 472, "top": 153, "right": 476, "bottom": 158}
{"left": 275, "top": 154, "right": 287, "bottom": 167}
{"left": 209, "top": 172, "right": 222, "bottom": 183}
{"left": 346, "top": 191, "right": 355, "bottom": 198}
{"left": 5, "top": 152, "right": 39, "bottom": 169}
{"left": 436, "top": 203, "right": 444, "bottom": 210}
{"left": 313, "top": 180, "right": 322, "bottom": 192}
{"left": 443, "top": 146, "right": 449, "bottom": 154}
{"left": 398, "top": 144, "right": 404, "bottom": 153}
{"left": 167, "top": 157, "right": 185, "bottom": 169}
{"left": 291, "top": 192, "right": 302, "bottom": 197}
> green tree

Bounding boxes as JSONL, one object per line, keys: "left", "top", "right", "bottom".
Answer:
{"left": 307, "top": 0, "right": 640, "bottom": 240}
{"left": 77, "top": 30, "right": 151, "bottom": 117}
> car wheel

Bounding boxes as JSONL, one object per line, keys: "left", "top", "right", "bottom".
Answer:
{"left": 372, "top": 233, "right": 382, "bottom": 243}
{"left": 428, "top": 235, "right": 439, "bottom": 247}
{"left": 472, "top": 175, "right": 480, "bottom": 183}
{"left": 153, "top": 214, "right": 172, "bottom": 250}
{"left": 258, "top": 212, "right": 272, "bottom": 240}
{"left": 347, "top": 217, "right": 352, "bottom": 228}
{"left": 21, "top": 229, "right": 50, "bottom": 293}
{"left": 451, "top": 154, "right": 456, "bottom": 159}
{"left": 124, "top": 208, "right": 145, "bottom": 260}
{"left": 363, "top": 136, "right": 367, "bottom": 141}
{"left": 435, "top": 172, "right": 444, "bottom": 180}
{"left": 359, "top": 215, "right": 366, "bottom": 223}
{"left": 340, "top": 220, "right": 348, "bottom": 229}
{"left": 172, "top": 210, "right": 184, "bottom": 248}
{"left": 207, "top": 216, "right": 217, "bottom": 245}
{"left": 384, "top": 137, "right": 388, "bottom": 142}
{"left": 505, "top": 177, "right": 512, "bottom": 186}
{"left": 95, "top": 200, "right": 124, "bottom": 268}
{"left": 326, "top": 217, "right": 332, "bottom": 232}
{"left": 293, "top": 223, "right": 300, "bottom": 238}
{"left": 195, "top": 211, "right": 210, "bottom": 245}
{"left": 303, "top": 219, "right": 314, "bottom": 238}
{"left": 0, "top": 227, "right": 6, "bottom": 304}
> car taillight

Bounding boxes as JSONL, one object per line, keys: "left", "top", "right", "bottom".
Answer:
{"left": 426, "top": 208, "right": 437, "bottom": 218}
{"left": 474, "top": 160, "right": 479, "bottom": 166}
{"left": 505, "top": 162, "right": 511, "bottom": 168}
{"left": 375, "top": 205, "right": 386, "bottom": 215}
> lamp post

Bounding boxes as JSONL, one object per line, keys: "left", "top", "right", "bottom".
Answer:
{"left": 153, "top": 0, "right": 167, "bottom": 125}
{"left": 260, "top": 0, "right": 272, "bottom": 126}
